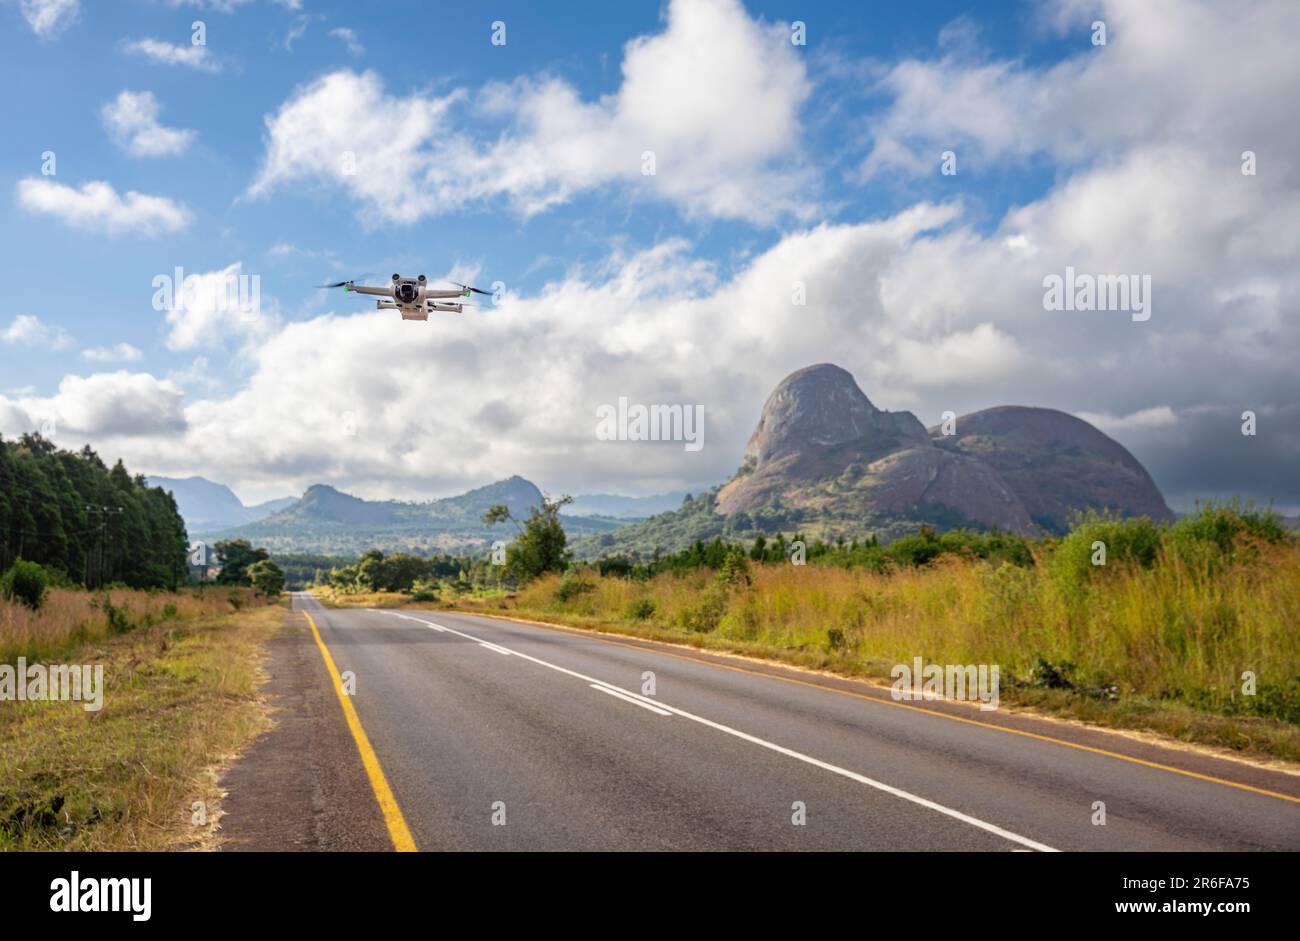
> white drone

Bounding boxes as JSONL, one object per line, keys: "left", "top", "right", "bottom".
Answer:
{"left": 320, "top": 274, "right": 491, "bottom": 321}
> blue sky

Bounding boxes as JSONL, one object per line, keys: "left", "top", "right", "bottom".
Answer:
{"left": 1, "top": 0, "right": 1297, "bottom": 511}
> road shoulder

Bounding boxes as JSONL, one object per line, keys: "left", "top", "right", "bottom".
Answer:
{"left": 216, "top": 607, "right": 393, "bottom": 851}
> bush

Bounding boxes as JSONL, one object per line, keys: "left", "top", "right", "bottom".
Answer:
{"left": 1, "top": 560, "right": 49, "bottom": 610}
{"left": 886, "top": 527, "right": 944, "bottom": 567}
{"left": 100, "top": 598, "right": 132, "bottom": 636}
{"left": 715, "top": 551, "right": 752, "bottom": 587}
{"left": 1050, "top": 511, "right": 1162, "bottom": 592}
{"left": 624, "top": 597, "right": 656, "bottom": 621}
{"left": 1166, "top": 501, "right": 1287, "bottom": 562}
{"left": 554, "top": 574, "right": 595, "bottom": 603}
{"left": 676, "top": 584, "right": 728, "bottom": 633}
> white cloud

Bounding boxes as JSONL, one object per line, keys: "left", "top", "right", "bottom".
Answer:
{"left": 82, "top": 342, "right": 143, "bottom": 363}
{"left": 160, "top": 262, "right": 278, "bottom": 351}
{"left": 283, "top": 15, "right": 307, "bottom": 51}
{"left": 860, "top": 0, "right": 1300, "bottom": 179}
{"left": 2, "top": 314, "right": 74, "bottom": 349}
{"left": 0, "top": 372, "right": 186, "bottom": 440}
{"left": 16, "top": 178, "right": 191, "bottom": 235}
{"left": 121, "top": 38, "right": 221, "bottom": 73}
{"left": 329, "top": 27, "right": 363, "bottom": 56}
{"left": 1075, "top": 406, "right": 1180, "bottom": 434}
{"left": 20, "top": 0, "right": 78, "bottom": 37}
{"left": 101, "top": 91, "right": 196, "bottom": 157}
{"left": 166, "top": 356, "right": 220, "bottom": 392}
{"left": 247, "top": 0, "right": 814, "bottom": 225}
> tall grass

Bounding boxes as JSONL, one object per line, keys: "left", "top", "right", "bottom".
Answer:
{"left": 0, "top": 587, "right": 262, "bottom": 663}
{"left": 515, "top": 537, "right": 1300, "bottom": 724}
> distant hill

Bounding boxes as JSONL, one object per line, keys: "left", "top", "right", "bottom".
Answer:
{"left": 568, "top": 491, "right": 691, "bottom": 519}
{"left": 200, "top": 475, "right": 623, "bottom": 555}
{"left": 147, "top": 475, "right": 295, "bottom": 534}
{"left": 573, "top": 363, "right": 1173, "bottom": 558}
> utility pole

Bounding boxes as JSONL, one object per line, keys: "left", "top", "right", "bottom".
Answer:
{"left": 84, "top": 505, "right": 123, "bottom": 588}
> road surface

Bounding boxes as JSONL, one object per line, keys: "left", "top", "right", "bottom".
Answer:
{"left": 218, "top": 593, "right": 1300, "bottom": 851}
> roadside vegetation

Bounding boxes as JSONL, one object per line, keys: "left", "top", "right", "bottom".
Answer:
{"left": 0, "top": 583, "right": 282, "bottom": 850}
{"left": 0, "top": 433, "right": 292, "bottom": 850}
{"left": 317, "top": 500, "right": 1300, "bottom": 763}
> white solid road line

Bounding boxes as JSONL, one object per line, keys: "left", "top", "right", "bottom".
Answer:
{"left": 380, "top": 610, "right": 1060, "bottom": 853}
{"left": 478, "top": 641, "right": 512, "bottom": 656}
{"left": 590, "top": 682, "right": 673, "bottom": 716}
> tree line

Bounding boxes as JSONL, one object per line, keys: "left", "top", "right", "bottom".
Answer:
{"left": 0, "top": 433, "right": 190, "bottom": 589}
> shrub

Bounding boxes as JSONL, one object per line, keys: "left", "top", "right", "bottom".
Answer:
{"left": 716, "top": 551, "right": 752, "bottom": 587}
{"left": 101, "top": 598, "right": 132, "bottom": 636}
{"left": 886, "top": 527, "right": 943, "bottom": 567}
{"left": 676, "top": 584, "right": 728, "bottom": 633}
{"left": 1050, "top": 511, "right": 1162, "bottom": 592}
{"left": 624, "top": 597, "right": 656, "bottom": 621}
{"left": 554, "top": 574, "right": 595, "bottom": 603}
{"left": 1166, "top": 500, "right": 1287, "bottom": 562}
{"left": 1, "top": 560, "right": 49, "bottom": 611}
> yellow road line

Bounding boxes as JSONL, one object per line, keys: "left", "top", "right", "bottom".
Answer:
{"left": 304, "top": 609, "right": 418, "bottom": 851}
{"left": 459, "top": 609, "right": 1300, "bottom": 807}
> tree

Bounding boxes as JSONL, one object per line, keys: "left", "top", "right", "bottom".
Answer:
{"left": 483, "top": 494, "right": 573, "bottom": 581}
{"left": 247, "top": 559, "right": 286, "bottom": 596}
{"left": 214, "top": 539, "right": 269, "bottom": 586}
{"left": 1, "top": 559, "right": 49, "bottom": 610}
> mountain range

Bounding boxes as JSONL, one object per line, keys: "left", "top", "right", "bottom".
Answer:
{"left": 189, "top": 476, "right": 623, "bottom": 555}
{"left": 146, "top": 476, "right": 296, "bottom": 534}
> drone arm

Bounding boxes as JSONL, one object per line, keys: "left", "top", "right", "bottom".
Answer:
{"left": 348, "top": 284, "right": 393, "bottom": 298}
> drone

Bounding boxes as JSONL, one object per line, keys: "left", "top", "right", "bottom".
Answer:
{"left": 320, "top": 274, "right": 492, "bottom": 321}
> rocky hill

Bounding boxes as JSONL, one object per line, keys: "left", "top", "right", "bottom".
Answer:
{"left": 930, "top": 406, "right": 1173, "bottom": 533}
{"left": 575, "top": 363, "right": 1172, "bottom": 557}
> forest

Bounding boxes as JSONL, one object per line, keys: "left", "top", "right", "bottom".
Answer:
{"left": 0, "top": 433, "right": 190, "bottom": 589}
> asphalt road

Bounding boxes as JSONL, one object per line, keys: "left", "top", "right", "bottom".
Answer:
{"left": 224, "top": 593, "right": 1300, "bottom": 852}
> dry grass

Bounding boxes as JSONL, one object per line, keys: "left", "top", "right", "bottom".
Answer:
{"left": 0, "top": 591, "right": 283, "bottom": 851}
{"left": 311, "top": 587, "right": 413, "bottom": 609}
{"left": 0, "top": 586, "right": 263, "bottom": 663}
{"left": 514, "top": 547, "right": 1300, "bottom": 702}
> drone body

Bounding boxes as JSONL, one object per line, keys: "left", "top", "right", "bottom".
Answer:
{"left": 321, "top": 274, "right": 491, "bottom": 321}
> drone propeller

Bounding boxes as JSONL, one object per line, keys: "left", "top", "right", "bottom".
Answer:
{"left": 454, "top": 282, "right": 493, "bottom": 297}
{"left": 318, "top": 280, "right": 354, "bottom": 289}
